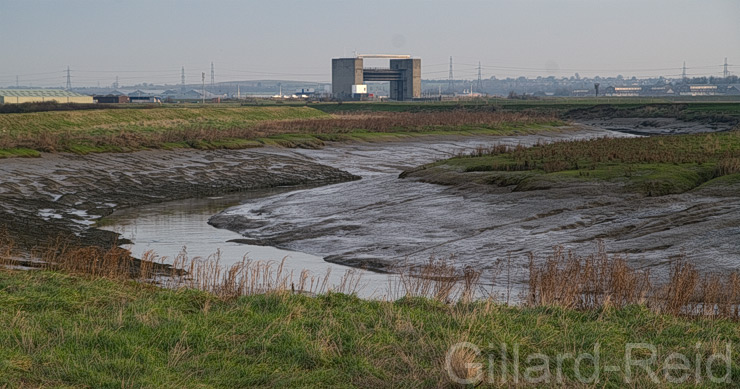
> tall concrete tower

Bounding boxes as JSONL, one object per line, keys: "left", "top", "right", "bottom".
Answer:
{"left": 332, "top": 55, "right": 421, "bottom": 101}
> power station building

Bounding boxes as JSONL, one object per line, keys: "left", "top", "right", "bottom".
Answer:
{"left": 0, "top": 89, "right": 93, "bottom": 104}
{"left": 332, "top": 55, "right": 420, "bottom": 101}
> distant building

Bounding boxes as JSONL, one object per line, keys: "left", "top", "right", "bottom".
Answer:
{"left": 295, "top": 88, "right": 316, "bottom": 96}
{"left": 726, "top": 85, "right": 740, "bottom": 95}
{"left": 644, "top": 85, "right": 675, "bottom": 96}
{"left": 686, "top": 85, "right": 718, "bottom": 96}
{"left": 332, "top": 55, "right": 421, "bottom": 101}
{"left": 129, "top": 96, "right": 161, "bottom": 103}
{"left": 126, "top": 89, "right": 163, "bottom": 103}
{"left": 93, "top": 94, "right": 130, "bottom": 104}
{"left": 160, "top": 89, "right": 222, "bottom": 100}
{"left": 0, "top": 89, "right": 93, "bottom": 104}
{"left": 605, "top": 86, "right": 642, "bottom": 96}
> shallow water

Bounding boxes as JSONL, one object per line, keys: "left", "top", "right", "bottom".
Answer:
{"left": 99, "top": 188, "right": 397, "bottom": 298}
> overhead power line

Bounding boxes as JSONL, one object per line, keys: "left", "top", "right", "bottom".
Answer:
{"left": 65, "top": 67, "right": 72, "bottom": 89}
{"left": 448, "top": 56, "right": 453, "bottom": 92}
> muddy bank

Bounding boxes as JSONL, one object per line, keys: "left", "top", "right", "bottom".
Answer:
{"left": 206, "top": 126, "right": 739, "bottom": 288}
{"left": 204, "top": 130, "right": 623, "bottom": 270}
{"left": 577, "top": 117, "right": 736, "bottom": 136}
{"left": 564, "top": 104, "right": 740, "bottom": 132}
{"left": 0, "top": 149, "right": 358, "bottom": 249}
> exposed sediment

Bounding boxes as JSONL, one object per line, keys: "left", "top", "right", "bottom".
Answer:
{"left": 201, "top": 127, "right": 739, "bottom": 285}
{"left": 0, "top": 148, "right": 358, "bottom": 249}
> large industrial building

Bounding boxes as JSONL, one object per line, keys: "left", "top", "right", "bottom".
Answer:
{"left": 332, "top": 55, "right": 420, "bottom": 101}
{"left": 0, "top": 89, "right": 93, "bottom": 104}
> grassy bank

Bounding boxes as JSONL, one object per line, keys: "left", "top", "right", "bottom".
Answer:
{"left": 0, "top": 106, "right": 326, "bottom": 156}
{"left": 406, "top": 131, "right": 740, "bottom": 196}
{"left": 0, "top": 106, "right": 326, "bottom": 134}
{"left": 0, "top": 106, "right": 561, "bottom": 157}
{"left": 3, "top": 100, "right": 739, "bottom": 158}
{"left": 2, "top": 268, "right": 740, "bottom": 387}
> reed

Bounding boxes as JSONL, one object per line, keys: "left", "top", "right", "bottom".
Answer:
{"left": 3, "top": 229, "right": 740, "bottom": 320}
{"left": 527, "top": 243, "right": 740, "bottom": 320}
{"left": 716, "top": 156, "right": 740, "bottom": 176}
{"left": 527, "top": 242, "right": 651, "bottom": 310}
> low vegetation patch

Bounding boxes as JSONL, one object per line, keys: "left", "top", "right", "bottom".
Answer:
{"left": 0, "top": 147, "right": 40, "bottom": 158}
{"left": 419, "top": 131, "right": 740, "bottom": 195}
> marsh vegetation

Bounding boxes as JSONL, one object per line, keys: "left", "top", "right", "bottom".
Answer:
{"left": 413, "top": 131, "right": 740, "bottom": 195}
{"left": 0, "top": 105, "right": 559, "bottom": 157}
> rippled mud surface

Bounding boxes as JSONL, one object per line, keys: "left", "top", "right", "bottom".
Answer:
{"left": 0, "top": 148, "right": 356, "bottom": 248}
{"left": 578, "top": 117, "right": 736, "bottom": 136}
{"left": 208, "top": 127, "right": 739, "bottom": 288}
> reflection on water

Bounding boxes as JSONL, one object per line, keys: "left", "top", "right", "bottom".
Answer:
{"left": 98, "top": 188, "right": 395, "bottom": 298}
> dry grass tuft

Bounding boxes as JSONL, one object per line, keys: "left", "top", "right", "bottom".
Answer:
{"left": 716, "top": 156, "right": 740, "bottom": 176}
{"left": 391, "top": 255, "right": 484, "bottom": 303}
{"left": 527, "top": 242, "right": 740, "bottom": 320}
{"left": 3, "top": 228, "right": 740, "bottom": 320}
{"left": 527, "top": 241, "right": 651, "bottom": 310}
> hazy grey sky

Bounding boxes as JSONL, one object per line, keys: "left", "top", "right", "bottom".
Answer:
{"left": 1, "top": 0, "right": 738, "bottom": 87}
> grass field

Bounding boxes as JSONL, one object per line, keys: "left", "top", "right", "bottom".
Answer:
{"left": 0, "top": 105, "right": 561, "bottom": 157}
{"left": 1, "top": 99, "right": 739, "bottom": 158}
{"left": 1, "top": 268, "right": 739, "bottom": 387}
{"left": 0, "top": 106, "right": 327, "bottom": 156}
{"left": 0, "top": 106, "right": 327, "bottom": 134}
{"left": 414, "top": 131, "right": 740, "bottom": 196}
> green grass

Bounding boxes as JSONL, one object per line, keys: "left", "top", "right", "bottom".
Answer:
{"left": 0, "top": 106, "right": 327, "bottom": 135}
{"left": 0, "top": 105, "right": 564, "bottom": 156}
{"left": 0, "top": 105, "right": 329, "bottom": 155}
{"left": 0, "top": 147, "right": 40, "bottom": 158}
{"left": 412, "top": 131, "right": 740, "bottom": 196}
{"left": 448, "top": 161, "right": 721, "bottom": 195}
{"left": 2, "top": 269, "right": 740, "bottom": 387}
{"left": 550, "top": 162, "right": 718, "bottom": 195}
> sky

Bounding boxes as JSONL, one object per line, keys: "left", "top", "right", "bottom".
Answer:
{"left": 1, "top": 0, "right": 738, "bottom": 87}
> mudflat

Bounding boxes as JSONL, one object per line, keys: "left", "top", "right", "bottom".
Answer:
{"left": 0, "top": 148, "right": 357, "bottom": 249}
